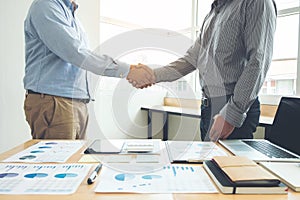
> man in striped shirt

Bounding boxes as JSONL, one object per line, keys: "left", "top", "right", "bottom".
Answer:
{"left": 129, "top": 0, "right": 277, "bottom": 141}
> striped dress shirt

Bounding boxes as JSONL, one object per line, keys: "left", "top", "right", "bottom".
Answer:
{"left": 154, "top": 0, "right": 277, "bottom": 127}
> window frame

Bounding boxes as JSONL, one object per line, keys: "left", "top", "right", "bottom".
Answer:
{"left": 259, "top": 6, "right": 300, "bottom": 105}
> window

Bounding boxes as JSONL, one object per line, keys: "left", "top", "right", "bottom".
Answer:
{"left": 98, "top": 0, "right": 300, "bottom": 101}
{"left": 99, "top": 0, "right": 199, "bottom": 98}
{"left": 260, "top": 0, "right": 300, "bottom": 97}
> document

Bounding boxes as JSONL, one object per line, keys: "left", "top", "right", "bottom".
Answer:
{"left": 3, "top": 141, "right": 84, "bottom": 163}
{"left": 166, "top": 141, "right": 228, "bottom": 163}
{"left": 0, "top": 163, "right": 91, "bottom": 194}
{"left": 95, "top": 164, "right": 217, "bottom": 193}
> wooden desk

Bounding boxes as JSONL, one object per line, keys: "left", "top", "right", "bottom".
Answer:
{"left": 1, "top": 140, "right": 299, "bottom": 200}
{"left": 141, "top": 106, "right": 274, "bottom": 140}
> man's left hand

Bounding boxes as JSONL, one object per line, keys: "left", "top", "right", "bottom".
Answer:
{"left": 127, "top": 63, "right": 155, "bottom": 88}
{"left": 209, "top": 114, "right": 235, "bottom": 141}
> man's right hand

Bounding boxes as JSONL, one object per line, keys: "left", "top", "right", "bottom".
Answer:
{"left": 127, "top": 63, "right": 156, "bottom": 88}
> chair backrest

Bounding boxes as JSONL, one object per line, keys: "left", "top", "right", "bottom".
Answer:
{"left": 266, "top": 97, "right": 300, "bottom": 155}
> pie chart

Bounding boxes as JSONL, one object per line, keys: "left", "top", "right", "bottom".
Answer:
{"left": 142, "top": 175, "right": 162, "bottom": 180}
{"left": 0, "top": 173, "right": 19, "bottom": 178}
{"left": 24, "top": 173, "right": 48, "bottom": 178}
{"left": 115, "top": 174, "right": 135, "bottom": 181}
{"left": 54, "top": 173, "right": 78, "bottom": 178}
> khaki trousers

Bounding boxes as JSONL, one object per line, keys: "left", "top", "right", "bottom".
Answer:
{"left": 24, "top": 93, "right": 89, "bottom": 139}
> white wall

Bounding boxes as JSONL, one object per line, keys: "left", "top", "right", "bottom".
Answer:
{"left": 0, "top": 0, "right": 33, "bottom": 154}
{"left": 0, "top": 0, "right": 101, "bottom": 153}
{"left": 77, "top": 0, "right": 100, "bottom": 50}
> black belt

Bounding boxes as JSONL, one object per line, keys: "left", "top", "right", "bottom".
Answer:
{"left": 201, "top": 98, "right": 210, "bottom": 107}
{"left": 27, "top": 90, "right": 90, "bottom": 104}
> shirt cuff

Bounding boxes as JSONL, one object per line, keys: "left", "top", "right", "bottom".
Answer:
{"left": 114, "top": 60, "right": 130, "bottom": 78}
{"left": 219, "top": 100, "right": 247, "bottom": 128}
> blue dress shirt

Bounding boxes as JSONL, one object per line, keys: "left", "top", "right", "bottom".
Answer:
{"left": 24, "top": 0, "right": 129, "bottom": 99}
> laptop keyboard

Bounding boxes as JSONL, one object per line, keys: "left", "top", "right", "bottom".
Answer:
{"left": 243, "top": 140, "right": 298, "bottom": 158}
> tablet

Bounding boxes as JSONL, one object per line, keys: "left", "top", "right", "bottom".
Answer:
{"left": 84, "top": 139, "right": 124, "bottom": 154}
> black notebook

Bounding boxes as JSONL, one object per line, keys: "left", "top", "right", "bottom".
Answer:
{"left": 203, "top": 160, "right": 288, "bottom": 194}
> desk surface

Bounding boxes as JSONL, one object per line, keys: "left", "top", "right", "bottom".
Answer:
{"left": 0, "top": 140, "right": 299, "bottom": 200}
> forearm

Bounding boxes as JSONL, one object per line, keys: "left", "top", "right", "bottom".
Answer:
{"left": 71, "top": 48, "right": 130, "bottom": 77}
{"left": 154, "top": 58, "right": 196, "bottom": 83}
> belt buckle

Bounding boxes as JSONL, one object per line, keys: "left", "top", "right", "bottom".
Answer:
{"left": 83, "top": 99, "right": 90, "bottom": 104}
{"left": 201, "top": 98, "right": 209, "bottom": 107}
{"left": 79, "top": 99, "right": 90, "bottom": 104}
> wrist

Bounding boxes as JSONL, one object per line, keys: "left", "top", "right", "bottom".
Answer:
{"left": 130, "top": 65, "right": 135, "bottom": 70}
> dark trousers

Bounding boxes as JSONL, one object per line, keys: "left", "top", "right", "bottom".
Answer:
{"left": 200, "top": 96, "right": 260, "bottom": 141}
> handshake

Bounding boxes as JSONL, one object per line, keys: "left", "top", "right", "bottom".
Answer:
{"left": 127, "top": 63, "right": 156, "bottom": 89}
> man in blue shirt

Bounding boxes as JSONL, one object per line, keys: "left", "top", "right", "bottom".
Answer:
{"left": 23, "top": 0, "right": 154, "bottom": 139}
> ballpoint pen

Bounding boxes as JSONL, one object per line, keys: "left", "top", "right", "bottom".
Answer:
{"left": 87, "top": 163, "right": 102, "bottom": 185}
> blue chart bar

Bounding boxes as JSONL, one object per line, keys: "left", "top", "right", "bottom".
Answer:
{"left": 172, "top": 166, "right": 176, "bottom": 176}
{"left": 163, "top": 165, "right": 195, "bottom": 176}
{"left": 38, "top": 146, "right": 52, "bottom": 149}
{"left": 142, "top": 175, "right": 162, "bottom": 180}
{"left": 190, "top": 166, "right": 194, "bottom": 172}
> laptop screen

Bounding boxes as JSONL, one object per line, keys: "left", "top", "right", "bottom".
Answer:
{"left": 266, "top": 97, "right": 300, "bottom": 155}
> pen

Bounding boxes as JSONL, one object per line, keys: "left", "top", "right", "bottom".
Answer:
{"left": 87, "top": 163, "right": 102, "bottom": 185}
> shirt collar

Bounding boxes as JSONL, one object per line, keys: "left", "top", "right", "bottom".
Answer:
{"left": 211, "top": 0, "right": 231, "bottom": 10}
{"left": 62, "top": 0, "right": 78, "bottom": 13}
